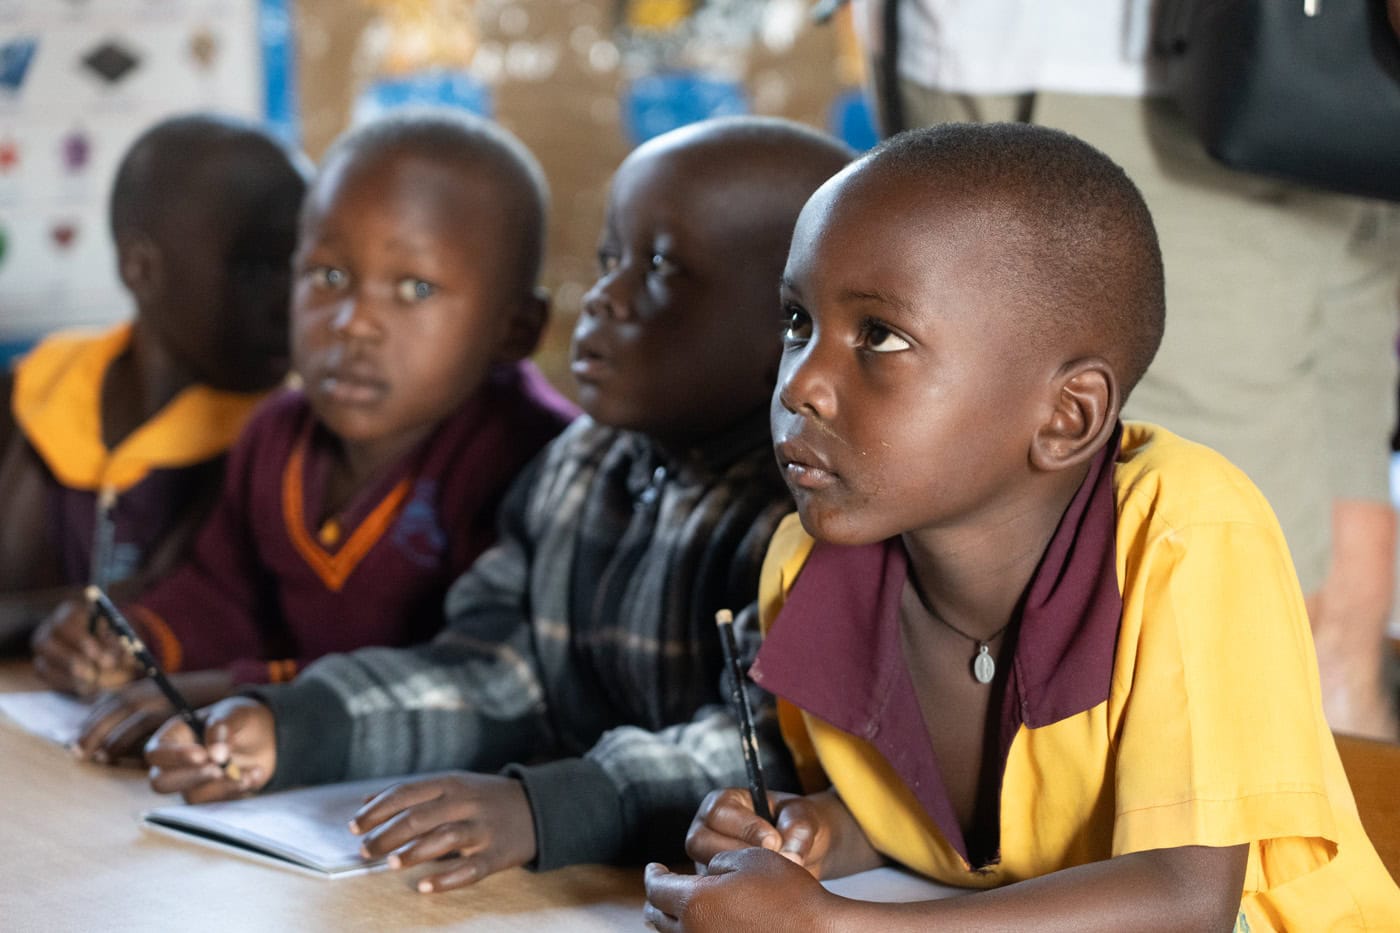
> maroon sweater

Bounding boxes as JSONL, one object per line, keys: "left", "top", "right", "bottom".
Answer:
{"left": 131, "top": 362, "right": 576, "bottom": 684}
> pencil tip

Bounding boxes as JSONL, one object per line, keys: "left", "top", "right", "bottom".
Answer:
{"left": 714, "top": 608, "right": 734, "bottom": 625}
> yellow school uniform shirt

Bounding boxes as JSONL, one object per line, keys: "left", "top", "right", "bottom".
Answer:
{"left": 751, "top": 422, "right": 1400, "bottom": 931}
{"left": 12, "top": 323, "right": 266, "bottom": 493}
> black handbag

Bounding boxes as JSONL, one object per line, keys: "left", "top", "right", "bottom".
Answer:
{"left": 1154, "top": 0, "right": 1400, "bottom": 201}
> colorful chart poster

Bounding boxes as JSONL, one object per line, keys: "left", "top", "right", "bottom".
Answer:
{"left": 0, "top": 0, "right": 294, "bottom": 364}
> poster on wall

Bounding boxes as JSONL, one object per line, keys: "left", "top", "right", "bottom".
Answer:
{"left": 0, "top": 0, "right": 295, "bottom": 364}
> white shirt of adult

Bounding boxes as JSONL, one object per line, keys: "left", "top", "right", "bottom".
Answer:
{"left": 851, "top": 0, "right": 1160, "bottom": 97}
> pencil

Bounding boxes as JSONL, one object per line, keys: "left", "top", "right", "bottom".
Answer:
{"left": 84, "top": 585, "right": 240, "bottom": 779}
{"left": 715, "top": 608, "right": 774, "bottom": 825}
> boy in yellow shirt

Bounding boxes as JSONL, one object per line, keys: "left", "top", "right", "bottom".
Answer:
{"left": 645, "top": 123, "right": 1400, "bottom": 930}
{"left": 0, "top": 114, "right": 306, "bottom": 652}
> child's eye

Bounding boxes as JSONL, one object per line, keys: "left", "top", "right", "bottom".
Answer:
{"left": 305, "top": 265, "right": 348, "bottom": 291}
{"left": 782, "top": 307, "right": 812, "bottom": 342}
{"left": 864, "top": 322, "right": 911, "bottom": 353}
{"left": 649, "top": 253, "right": 679, "bottom": 277}
{"left": 394, "top": 278, "right": 436, "bottom": 303}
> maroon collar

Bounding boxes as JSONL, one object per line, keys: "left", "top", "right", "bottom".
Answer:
{"left": 751, "top": 425, "right": 1123, "bottom": 867}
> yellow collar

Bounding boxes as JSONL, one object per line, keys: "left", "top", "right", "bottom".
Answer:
{"left": 12, "top": 323, "right": 267, "bottom": 493}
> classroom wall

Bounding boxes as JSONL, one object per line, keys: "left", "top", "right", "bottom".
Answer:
{"left": 293, "top": 0, "right": 867, "bottom": 389}
{"left": 0, "top": 0, "right": 288, "bottom": 361}
{"left": 1, "top": 0, "right": 869, "bottom": 386}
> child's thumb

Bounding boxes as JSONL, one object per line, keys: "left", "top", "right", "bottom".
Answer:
{"left": 744, "top": 818, "right": 783, "bottom": 851}
{"left": 778, "top": 820, "right": 815, "bottom": 863}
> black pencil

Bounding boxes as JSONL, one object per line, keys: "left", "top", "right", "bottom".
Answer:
{"left": 83, "top": 584, "right": 241, "bottom": 785}
{"left": 85, "top": 585, "right": 207, "bottom": 740}
{"left": 715, "top": 608, "right": 774, "bottom": 824}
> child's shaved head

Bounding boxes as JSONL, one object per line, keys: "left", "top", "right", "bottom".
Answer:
{"left": 864, "top": 122, "right": 1165, "bottom": 396}
{"left": 573, "top": 116, "right": 852, "bottom": 445}
{"left": 315, "top": 109, "right": 549, "bottom": 299}
{"left": 110, "top": 113, "right": 304, "bottom": 243}
{"left": 633, "top": 116, "right": 857, "bottom": 290}
{"left": 108, "top": 113, "right": 307, "bottom": 392}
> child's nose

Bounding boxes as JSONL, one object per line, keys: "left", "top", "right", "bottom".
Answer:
{"left": 329, "top": 292, "right": 382, "bottom": 339}
{"left": 580, "top": 276, "right": 634, "bottom": 323}
{"left": 776, "top": 344, "right": 836, "bottom": 420}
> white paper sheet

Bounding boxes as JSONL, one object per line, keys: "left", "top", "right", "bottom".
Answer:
{"left": 140, "top": 775, "right": 430, "bottom": 878}
{"left": 823, "top": 865, "right": 965, "bottom": 902}
{"left": 0, "top": 690, "right": 93, "bottom": 745}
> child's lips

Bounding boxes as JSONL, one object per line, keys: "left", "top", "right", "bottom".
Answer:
{"left": 319, "top": 371, "right": 387, "bottom": 406}
{"left": 776, "top": 439, "right": 838, "bottom": 490}
{"left": 569, "top": 347, "right": 613, "bottom": 383}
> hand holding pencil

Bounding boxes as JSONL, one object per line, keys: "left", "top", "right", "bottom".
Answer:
{"left": 714, "top": 608, "right": 773, "bottom": 824}
{"left": 681, "top": 610, "right": 876, "bottom": 879}
{"left": 145, "top": 696, "right": 275, "bottom": 803}
{"left": 81, "top": 586, "right": 258, "bottom": 793}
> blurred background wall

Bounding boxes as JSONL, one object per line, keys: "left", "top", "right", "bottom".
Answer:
{"left": 0, "top": 0, "right": 874, "bottom": 390}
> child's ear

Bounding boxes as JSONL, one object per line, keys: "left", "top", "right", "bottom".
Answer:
{"left": 495, "top": 287, "right": 549, "bottom": 362}
{"left": 116, "top": 234, "right": 164, "bottom": 308}
{"left": 1030, "top": 357, "right": 1119, "bottom": 472}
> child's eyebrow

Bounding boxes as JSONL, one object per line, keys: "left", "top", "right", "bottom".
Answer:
{"left": 375, "top": 234, "right": 443, "bottom": 261}
{"left": 837, "top": 287, "right": 916, "bottom": 324}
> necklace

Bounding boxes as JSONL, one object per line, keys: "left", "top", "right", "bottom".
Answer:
{"left": 906, "top": 576, "right": 1014, "bottom": 684}
{"left": 936, "top": 615, "right": 1012, "bottom": 684}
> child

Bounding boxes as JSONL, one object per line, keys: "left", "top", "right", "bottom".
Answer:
{"left": 1, "top": 114, "right": 307, "bottom": 652}
{"left": 144, "top": 116, "right": 855, "bottom": 892}
{"left": 644, "top": 123, "right": 1400, "bottom": 931}
{"left": 50, "top": 110, "right": 577, "bottom": 762}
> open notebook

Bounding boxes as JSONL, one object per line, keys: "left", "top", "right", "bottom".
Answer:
{"left": 144, "top": 775, "right": 963, "bottom": 898}
{"left": 0, "top": 690, "right": 94, "bottom": 746}
{"left": 142, "top": 775, "right": 420, "bottom": 879}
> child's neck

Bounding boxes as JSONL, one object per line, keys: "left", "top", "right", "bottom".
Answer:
{"left": 643, "top": 404, "right": 770, "bottom": 472}
{"left": 100, "top": 327, "right": 196, "bottom": 450}
{"left": 327, "top": 425, "right": 435, "bottom": 516}
{"left": 900, "top": 465, "right": 1090, "bottom": 642}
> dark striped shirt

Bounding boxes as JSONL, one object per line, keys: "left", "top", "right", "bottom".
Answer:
{"left": 260, "top": 413, "right": 796, "bottom": 868}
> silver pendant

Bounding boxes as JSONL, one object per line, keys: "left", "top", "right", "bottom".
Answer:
{"left": 973, "top": 643, "right": 995, "bottom": 684}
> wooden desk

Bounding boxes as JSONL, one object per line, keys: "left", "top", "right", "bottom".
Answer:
{"left": 0, "top": 661, "right": 648, "bottom": 932}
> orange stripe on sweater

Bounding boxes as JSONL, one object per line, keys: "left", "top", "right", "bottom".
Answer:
{"left": 281, "top": 438, "right": 412, "bottom": 592}
{"left": 130, "top": 605, "right": 184, "bottom": 673}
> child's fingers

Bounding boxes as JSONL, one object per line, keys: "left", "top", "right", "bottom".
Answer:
{"left": 32, "top": 644, "right": 97, "bottom": 696}
{"left": 31, "top": 653, "right": 77, "bottom": 694}
{"left": 642, "top": 863, "right": 690, "bottom": 932}
{"left": 381, "top": 821, "right": 475, "bottom": 870}
{"left": 685, "top": 787, "right": 780, "bottom": 865}
{"left": 147, "top": 761, "right": 227, "bottom": 796}
{"left": 414, "top": 858, "right": 485, "bottom": 894}
{"left": 358, "top": 795, "right": 464, "bottom": 858}
{"left": 410, "top": 825, "right": 539, "bottom": 894}
{"left": 205, "top": 720, "right": 232, "bottom": 765}
{"left": 74, "top": 696, "right": 138, "bottom": 762}
{"left": 142, "top": 718, "right": 203, "bottom": 767}
{"left": 350, "top": 780, "right": 445, "bottom": 835}
{"left": 181, "top": 772, "right": 256, "bottom": 804}
{"left": 89, "top": 705, "right": 167, "bottom": 765}
{"left": 774, "top": 810, "right": 819, "bottom": 861}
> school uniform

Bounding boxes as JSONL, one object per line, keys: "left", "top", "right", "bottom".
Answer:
{"left": 10, "top": 323, "right": 265, "bottom": 588}
{"left": 130, "top": 361, "right": 576, "bottom": 685}
{"left": 753, "top": 422, "right": 1400, "bottom": 931}
{"left": 253, "top": 413, "right": 795, "bottom": 869}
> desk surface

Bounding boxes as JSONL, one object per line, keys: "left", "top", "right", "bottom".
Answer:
{"left": 0, "top": 661, "right": 649, "bottom": 933}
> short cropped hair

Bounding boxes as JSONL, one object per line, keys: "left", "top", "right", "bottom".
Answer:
{"left": 867, "top": 122, "right": 1165, "bottom": 395}
{"left": 109, "top": 113, "right": 294, "bottom": 241}
{"left": 318, "top": 108, "right": 549, "bottom": 292}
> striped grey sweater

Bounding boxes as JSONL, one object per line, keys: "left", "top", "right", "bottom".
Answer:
{"left": 256, "top": 414, "right": 796, "bottom": 869}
